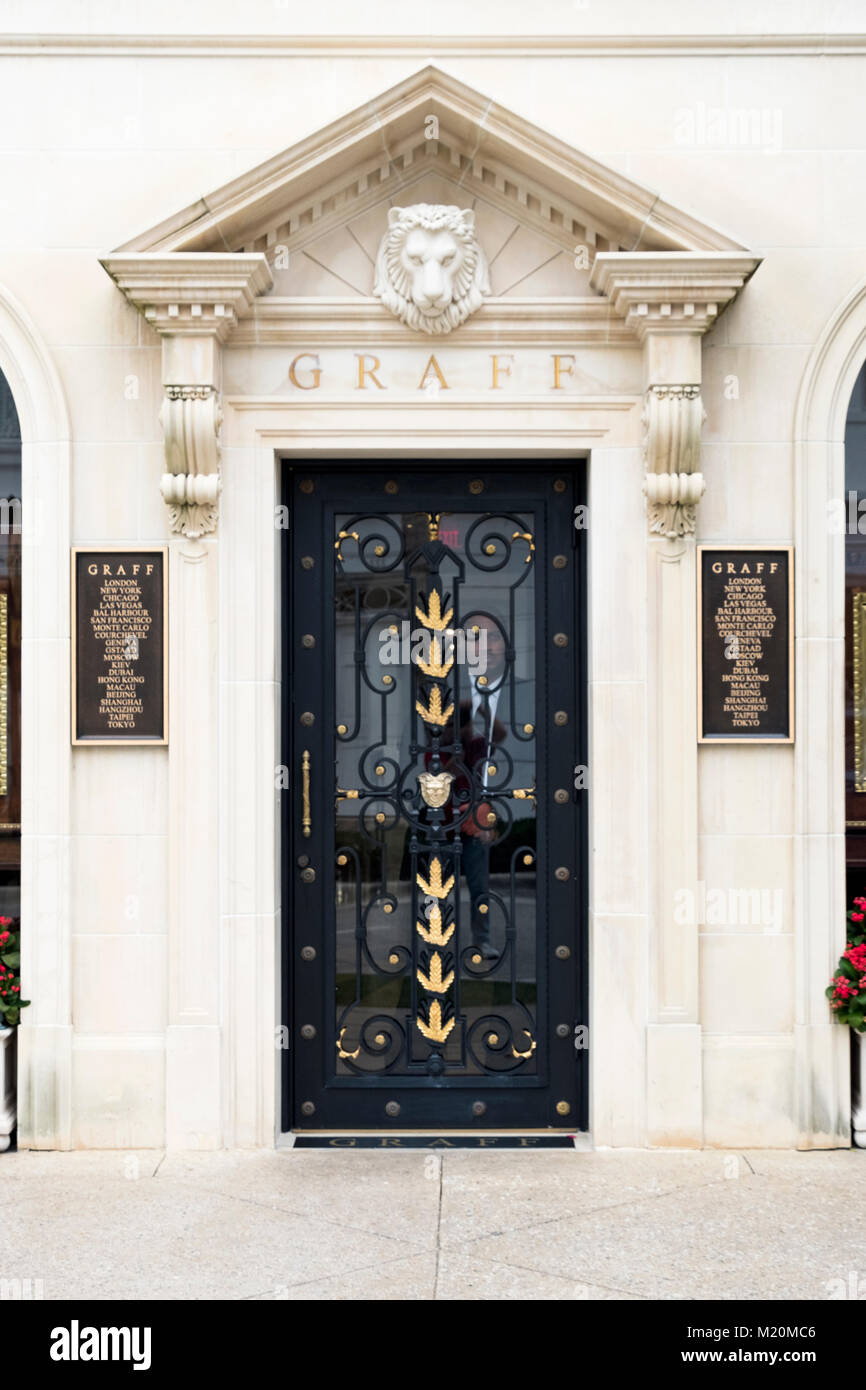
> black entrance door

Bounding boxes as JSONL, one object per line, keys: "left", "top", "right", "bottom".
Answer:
{"left": 283, "top": 463, "right": 586, "bottom": 1131}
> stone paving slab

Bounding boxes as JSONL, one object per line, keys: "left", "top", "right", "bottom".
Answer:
{"left": 0, "top": 1147, "right": 861, "bottom": 1300}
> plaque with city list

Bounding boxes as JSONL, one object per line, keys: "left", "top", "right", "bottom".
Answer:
{"left": 698, "top": 546, "right": 793, "bottom": 744}
{"left": 72, "top": 548, "right": 167, "bottom": 744}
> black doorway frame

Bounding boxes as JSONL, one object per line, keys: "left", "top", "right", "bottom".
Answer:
{"left": 279, "top": 459, "right": 588, "bottom": 1133}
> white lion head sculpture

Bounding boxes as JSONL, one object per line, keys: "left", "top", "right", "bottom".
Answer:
{"left": 373, "top": 204, "right": 491, "bottom": 334}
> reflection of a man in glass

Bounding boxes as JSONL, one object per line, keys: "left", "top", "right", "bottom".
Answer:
{"left": 443, "top": 616, "right": 507, "bottom": 957}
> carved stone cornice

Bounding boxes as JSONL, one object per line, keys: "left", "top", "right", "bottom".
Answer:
{"left": 100, "top": 253, "right": 273, "bottom": 341}
{"left": 591, "top": 253, "right": 759, "bottom": 537}
{"left": 642, "top": 384, "right": 706, "bottom": 539}
{"left": 590, "top": 252, "right": 760, "bottom": 340}
{"left": 100, "top": 254, "right": 273, "bottom": 538}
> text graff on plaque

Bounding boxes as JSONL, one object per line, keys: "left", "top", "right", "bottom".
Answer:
{"left": 698, "top": 546, "right": 793, "bottom": 744}
{"left": 72, "top": 548, "right": 167, "bottom": 744}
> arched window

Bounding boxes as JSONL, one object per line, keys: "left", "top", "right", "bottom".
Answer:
{"left": 0, "top": 369, "right": 21, "bottom": 911}
{"left": 845, "top": 360, "right": 866, "bottom": 893}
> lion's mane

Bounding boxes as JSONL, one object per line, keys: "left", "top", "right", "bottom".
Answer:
{"left": 373, "top": 204, "right": 491, "bottom": 334}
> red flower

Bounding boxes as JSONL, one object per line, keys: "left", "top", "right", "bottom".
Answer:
{"left": 844, "top": 943, "right": 866, "bottom": 974}
{"left": 833, "top": 975, "right": 859, "bottom": 1001}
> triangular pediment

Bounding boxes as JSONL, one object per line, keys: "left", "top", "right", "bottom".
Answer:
{"left": 265, "top": 168, "right": 597, "bottom": 299}
{"left": 111, "top": 66, "right": 747, "bottom": 301}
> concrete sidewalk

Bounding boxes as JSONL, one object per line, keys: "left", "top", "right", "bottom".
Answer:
{"left": 1, "top": 1147, "right": 862, "bottom": 1301}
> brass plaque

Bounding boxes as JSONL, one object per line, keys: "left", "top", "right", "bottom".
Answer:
{"left": 72, "top": 548, "right": 167, "bottom": 745}
{"left": 698, "top": 545, "right": 793, "bottom": 744}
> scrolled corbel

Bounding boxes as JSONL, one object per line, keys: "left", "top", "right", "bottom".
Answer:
{"left": 642, "top": 384, "right": 706, "bottom": 539}
{"left": 158, "top": 385, "right": 222, "bottom": 539}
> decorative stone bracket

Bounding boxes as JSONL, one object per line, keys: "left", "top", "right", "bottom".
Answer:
{"left": 591, "top": 252, "right": 760, "bottom": 537}
{"left": 100, "top": 253, "right": 272, "bottom": 538}
{"left": 159, "top": 385, "right": 222, "bottom": 539}
{"left": 642, "top": 384, "right": 706, "bottom": 539}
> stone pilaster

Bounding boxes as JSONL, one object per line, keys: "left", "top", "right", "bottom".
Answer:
{"left": 592, "top": 253, "right": 757, "bottom": 1145}
{"left": 100, "top": 253, "right": 272, "bottom": 1147}
{"left": 161, "top": 335, "right": 222, "bottom": 1148}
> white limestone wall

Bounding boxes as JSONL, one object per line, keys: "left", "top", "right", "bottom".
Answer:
{"left": 0, "top": 1, "right": 863, "bottom": 1146}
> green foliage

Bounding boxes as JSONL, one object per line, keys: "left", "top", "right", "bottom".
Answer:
{"left": 826, "top": 902, "right": 866, "bottom": 1033}
{"left": 0, "top": 916, "right": 29, "bottom": 1027}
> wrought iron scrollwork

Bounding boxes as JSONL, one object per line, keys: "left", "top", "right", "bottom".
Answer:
{"left": 333, "top": 507, "right": 538, "bottom": 1076}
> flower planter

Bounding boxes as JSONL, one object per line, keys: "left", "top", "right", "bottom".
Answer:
{"left": 0, "top": 1027, "right": 15, "bottom": 1152}
{"left": 827, "top": 903, "right": 866, "bottom": 1144}
{"left": 854, "top": 1031, "right": 866, "bottom": 1149}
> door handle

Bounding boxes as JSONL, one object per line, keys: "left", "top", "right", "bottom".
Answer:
{"left": 302, "top": 749, "right": 311, "bottom": 838}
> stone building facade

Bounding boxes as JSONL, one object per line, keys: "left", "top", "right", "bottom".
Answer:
{"left": 3, "top": 3, "right": 865, "bottom": 1149}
